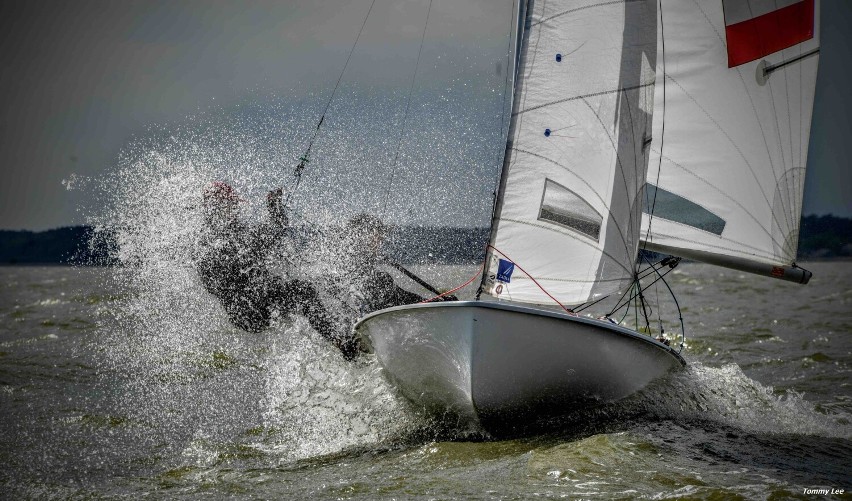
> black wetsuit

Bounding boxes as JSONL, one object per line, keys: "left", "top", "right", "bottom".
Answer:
{"left": 196, "top": 205, "right": 358, "bottom": 359}
{"left": 358, "top": 266, "right": 425, "bottom": 314}
{"left": 335, "top": 251, "right": 427, "bottom": 316}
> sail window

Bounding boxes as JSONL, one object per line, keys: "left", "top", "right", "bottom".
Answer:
{"left": 643, "top": 184, "right": 726, "bottom": 235}
{"left": 538, "top": 179, "right": 602, "bottom": 240}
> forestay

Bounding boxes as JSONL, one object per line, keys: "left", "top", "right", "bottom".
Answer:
{"left": 641, "top": 0, "right": 819, "bottom": 282}
{"left": 483, "top": 0, "right": 658, "bottom": 305}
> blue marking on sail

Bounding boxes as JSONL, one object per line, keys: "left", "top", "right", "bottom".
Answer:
{"left": 497, "top": 259, "right": 515, "bottom": 283}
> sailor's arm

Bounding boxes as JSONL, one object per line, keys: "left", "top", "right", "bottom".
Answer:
{"left": 266, "top": 188, "right": 288, "bottom": 230}
{"left": 371, "top": 271, "right": 426, "bottom": 307}
{"left": 248, "top": 188, "right": 289, "bottom": 255}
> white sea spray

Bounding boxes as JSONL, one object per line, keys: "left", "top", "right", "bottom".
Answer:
{"left": 82, "top": 97, "right": 452, "bottom": 465}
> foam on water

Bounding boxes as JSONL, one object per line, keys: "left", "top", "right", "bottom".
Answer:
{"left": 605, "top": 362, "right": 852, "bottom": 440}
{"left": 259, "top": 317, "right": 422, "bottom": 462}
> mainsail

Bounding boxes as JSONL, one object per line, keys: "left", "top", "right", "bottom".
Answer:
{"left": 641, "top": 0, "right": 820, "bottom": 283}
{"left": 483, "top": 0, "right": 659, "bottom": 305}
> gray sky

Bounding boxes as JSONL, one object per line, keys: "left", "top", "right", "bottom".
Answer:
{"left": 0, "top": 0, "right": 849, "bottom": 230}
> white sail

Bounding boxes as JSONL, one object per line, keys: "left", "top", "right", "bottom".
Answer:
{"left": 641, "top": 0, "right": 819, "bottom": 283}
{"left": 483, "top": 0, "right": 658, "bottom": 305}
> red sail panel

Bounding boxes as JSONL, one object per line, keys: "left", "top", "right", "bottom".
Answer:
{"left": 725, "top": 0, "right": 814, "bottom": 68}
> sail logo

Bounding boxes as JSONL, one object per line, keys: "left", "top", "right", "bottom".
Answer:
{"left": 497, "top": 259, "right": 515, "bottom": 283}
{"left": 723, "top": 0, "right": 815, "bottom": 67}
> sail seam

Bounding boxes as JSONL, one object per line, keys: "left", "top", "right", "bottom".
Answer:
{"left": 646, "top": 217, "right": 771, "bottom": 257}
{"left": 691, "top": 0, "right": 792, "bottom": 244}
{"left": 651, "top": 146, "right": 787, "bottom": 253}
{"left": 660, "top": 74, "right": 789, "bottom": 251}
{"left": 579, "top": 97, "right": 637, "bottom": 259}
{"left": 512, "top": 0, "right": 547, "bottom": 156}
{"left": 783, "top": 49, "right": 797, "bottom": 246}
{"left": 767, "top": 76, "right": 795, "bottom": 242}
{"left": 511, "top": 147, "right": 609, "bottom": 216}
{"left": 648, "top": 229, "right": 784, "bottom": 263}
{"left": 533, "top": 0, "right": 646, "bottom": 26}
{"left": 647, "top": 207, "right": 791, "bottom": 261}
{"left": 499, "top": 217, "right": 634, "bottom": 276}
{"left": 776, "top": 64, "right": 799, "bottom": 247}
{"left": 513, "top": 81, "right": 655, "bottom": 116}
{"left": 509, "top": 276, "right": 628, "bottom": 283}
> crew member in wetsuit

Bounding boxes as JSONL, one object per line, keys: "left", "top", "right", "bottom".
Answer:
{"left": 196, "top": 182, "right": 358, "bottom": 359}
{"left": 343, "top": 214, "right": 456, "bottom": 314}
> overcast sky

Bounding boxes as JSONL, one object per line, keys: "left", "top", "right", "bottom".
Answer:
{"left": 1, "top": 0, "right": 850, "bottom": 230}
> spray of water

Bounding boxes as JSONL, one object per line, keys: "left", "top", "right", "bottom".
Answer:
{"left": 572, "top": 362, "right": 852, "bottom": 441}
{"left": 82, "top": 94, "right": 477, "bottom": 466}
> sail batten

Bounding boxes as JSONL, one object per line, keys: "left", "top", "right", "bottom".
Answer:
{"left": 484, "top": 0, "right": 658, "bottom": 306}
{"left": 641, "top": 0, "right": 819, "bottom": 280}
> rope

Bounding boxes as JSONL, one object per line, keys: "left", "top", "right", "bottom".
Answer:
{"left": 419, "top": 262, "right": 484, "bottom": 303}
{"left": 573, "top": 262, "right": 660, "bottom": 313}
{"left": 381, "top": 0, "right": 434, "bottom": 214}
{"left": 641, "top": 254, "right": 686, "bottom": 352}
{"left": 637, "top": 278, "right": 652, "bottom": 333}
{"left": 486, "top": 245, "right": 577, "bottom": 315}
{"left": 287, "top": 0, "right": 377, "bottom": 206}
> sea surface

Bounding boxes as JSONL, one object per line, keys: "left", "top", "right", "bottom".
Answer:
{"left": 1, "top": 262, "right": 850, "bottom": 499}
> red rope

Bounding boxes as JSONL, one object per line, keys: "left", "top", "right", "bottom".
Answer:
{"left": 486, "top": 244, "right": 576, "bottom": 316}
{"left": 419, "top": 262, "right": 485, "bottom": 303}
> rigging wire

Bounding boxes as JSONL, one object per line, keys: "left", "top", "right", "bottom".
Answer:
{"left": 636, "top": 275, "right": 653, "bottom": 334}
{"left": 285, "top": 0, "right": 378, "bottom": 207}
{"left": 655, "top": 268, "right": 664, "bottom": 335}
{"left": 606, "top": 257, "right": 679, "bottom": 318}
{"left": 381, "top": 0, "right": 434, "bottom": 215}
{"left": 641, "top": 254, "right": 686, "bottom": 352}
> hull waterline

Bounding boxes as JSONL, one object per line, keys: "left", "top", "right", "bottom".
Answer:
{"left": 354, "top": 301, "right": 685, "bottom": 435}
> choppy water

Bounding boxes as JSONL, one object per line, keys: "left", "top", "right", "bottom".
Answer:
{"left": 1, "top": 262, "right": 850, "bottom": 499}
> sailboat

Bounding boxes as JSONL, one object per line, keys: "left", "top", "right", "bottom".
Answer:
{"left": 353, "top": 0, "right": 819, "bottom": 436}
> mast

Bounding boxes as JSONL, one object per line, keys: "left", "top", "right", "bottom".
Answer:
{"left": 478, "top": 0, "right": 659, "bottom": 306}
{"left": 478, "top": 0, "right": 531, "bottom": 297}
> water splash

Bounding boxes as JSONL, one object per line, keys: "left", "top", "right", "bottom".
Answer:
{"left": 81, "top": 94, "right": 487, "bottom": 467}
{"left": 619, "top": 362, "right": 852, "bottom": 439}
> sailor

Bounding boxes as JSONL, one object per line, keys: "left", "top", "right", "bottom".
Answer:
{"left": 341, "top": 213, "right": 455, "bottom": 314}
{"left": 196, "top": 182, "right": 359, "bottom": 359}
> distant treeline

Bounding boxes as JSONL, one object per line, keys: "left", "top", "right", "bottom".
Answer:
{"left": 1, "top": 214, "right": 850, "bottom": 265}
{"left": 798, "top": 214, "right": 852, "bottom": 259}
{"left": 0, "top": 226, "right": 117, "bottom": 265}
{"left": 0, "top": 225, "right": 490, "bottom": 265}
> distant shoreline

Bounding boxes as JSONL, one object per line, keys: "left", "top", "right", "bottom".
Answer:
{"left": 2, "top": 215, "right": 850, "bottom": 265}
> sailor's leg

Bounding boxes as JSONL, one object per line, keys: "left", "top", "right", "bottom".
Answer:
{"left": 284, "top": 279, "right": 359, "bottom": 360}
{"left": 222, "top": 291, "right": 272, "bottom": 333}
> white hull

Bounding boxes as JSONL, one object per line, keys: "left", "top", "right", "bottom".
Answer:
{"left": 355, "top": 301, "right": 685, "bottom": 435}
